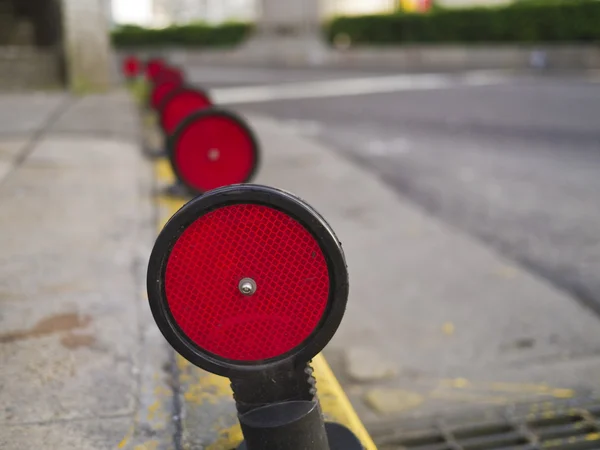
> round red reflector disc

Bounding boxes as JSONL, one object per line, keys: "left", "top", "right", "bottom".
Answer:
{"left": 159, "top": 88, "right": 212, "bottom": 135}
{"left": 150, "top": 80, "right": 182, "bottom": 110}
{"left": 147, "top": 185, "right": 349, "bottom": 376}
{"left": 165, "top": 204, "right": 330, "bottom": 361}
{"left": 159, "top": 67, "right": 184, "bottom": 84}
{"left": 146, "top": 58, "right": 166, "bottom": 82}
{"left": 169, "top": 109, "right": 259, "bottom": 194}
{"left": 123, "top": 56, "right": 140, "bottom": 78}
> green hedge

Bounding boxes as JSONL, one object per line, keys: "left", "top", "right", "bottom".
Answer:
{"left": 112, "top": 1, "right": 600, "bottom": 48}
{"left": 112, "top": 23, "right": 253, "bottom": 48}
{"left": 326, "top": 0, "right": 600, "bottom": 45}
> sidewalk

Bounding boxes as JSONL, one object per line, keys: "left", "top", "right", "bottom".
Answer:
{"left": 0, "top": 92, "right": 171, "bottom": 449}
{"left": 1, "top": 90, "right": 600, "bottom": 449}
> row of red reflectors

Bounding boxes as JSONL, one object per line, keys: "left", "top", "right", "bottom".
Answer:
{"left": 122, "top": 54, "right": 257, "bottom": 197}
{"left": 124, "top": 54, "right": 329, "bottom": 364}
{"left": 122, "top": 55, "right": 178, "bottom": 84}
{"left": 124, "top": 55, "right": 323, "bottom": 362}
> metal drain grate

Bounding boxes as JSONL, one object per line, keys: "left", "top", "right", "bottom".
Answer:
{"left": 376, "top": 403, "right": 600, "bottom": 450}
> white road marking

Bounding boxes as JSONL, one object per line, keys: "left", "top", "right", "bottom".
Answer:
{"left": 283, "top": 119, "right": 324, "bottom": 137}
{"left": 367, "top": 140, "right": 388, "bottom": 156}
{"left": 459, "top": 70, "right": 514, "bottom": 86}
{"left": 390, "top": 137, "right": 411, "bottom": 154}
{"left": 366, "top": 137, "right": 412, "bottom": 157}
{"left": 213, "top": 71, "right": 511, "bottom": 105}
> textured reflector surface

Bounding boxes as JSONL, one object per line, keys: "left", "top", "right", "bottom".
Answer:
{"left": 146, "top": 59, "right": 165, "bottom": 82}
{"left": 174, "top": 115, "right": 255, "bottom": 192}
{"left": 156, "top": 68, "right": 184, "bottom": 87}
{"left": 164, "top": 204, "right": 330, "bottom": 361}
{"left": 151, "top": 80, "right": 181, "bottom": 109}
{"left": 161, "top": 91, "right": 212, "bottom": 134}
{"left": 165, "top": 68, "right": 184, "bottom": 83}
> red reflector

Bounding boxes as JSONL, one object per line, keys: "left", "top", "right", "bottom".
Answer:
{"left": 146, "top": 58, "right": 166, "bottom": 82}
{"left": 123, "top": 56, "right": 140, "bottom": 78}
{"left": 164, "top": 204, "right": 330, "bottom": 361}
{"left": 160, "top": 89, "right": 212, "bottom": 135}
{"left": 172, "top": 112, "right": 257, "bottom": 193}
{"left": 150, "top": 80, "right": 181, "bottom": 110}
{"left": 165, "top": 67, "right": 184, "bottom": 84}
{"left": 155, "top": 67, "right": 184, "bottom": 87}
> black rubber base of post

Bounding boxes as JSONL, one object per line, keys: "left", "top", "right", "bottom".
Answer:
{"left": 142, "top": 145, "right": 167, "bottom": 159}
{"left": 237, "top": 422, "right": 363, "bottom": 450}
{"left": 162, "top": 181, "right": 194, "bottom": 199}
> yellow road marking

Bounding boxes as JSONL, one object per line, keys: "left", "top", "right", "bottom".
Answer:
{"left": 439, "top": 378, "right": 576, "bottom": 399}
{"left": 314, "top": 354, "right": 377, "bottom": 449}
{"left": 117, "top": 425, "right": 134, "bottom": 449}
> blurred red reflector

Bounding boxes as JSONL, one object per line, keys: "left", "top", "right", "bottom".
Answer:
{"left": 174, "top": 114, "right": 256, "bottom": 192}
{"left": 151, "top": 80, "right": 182, "bottom": 110}
{"left": 160, "top": 90, "right": 212, "bottom": 134}
{"left": 164, "top": 204, "right": 330, "bottom": 361}
{"left": 162, "top": 67, "right": 184, "bottom": 84}
{"left": 146, "top": 58, "right": 166, "bottom": 82}
{"left": 123, "top": 56, "right": 140, "bottom": 78}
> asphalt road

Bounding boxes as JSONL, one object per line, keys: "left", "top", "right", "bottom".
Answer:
{"left": 191, "top": 67, "right": 600, "bottom": 316}
{"left": 180, "top": 67, "right": 600, "bottom": 437}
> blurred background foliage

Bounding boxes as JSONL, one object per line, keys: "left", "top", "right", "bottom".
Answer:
{"left": 112, "top": 0, "right": 600, "bottom": 48}
{"left": 112, "top": 22, "right": 253, "bottom": 47}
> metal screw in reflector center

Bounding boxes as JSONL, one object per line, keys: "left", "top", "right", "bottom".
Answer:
{"left": 239, "top": 278, "right": 257, "bottom": 296}
{"left": 208, "top": 148, "right": 221, "bottom": 161}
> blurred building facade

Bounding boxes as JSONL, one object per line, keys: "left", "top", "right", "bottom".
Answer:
{"left": 324, "top": 0, "right": 397, "bottom": 16}
{"left": 0, "top": 0, "right": 111, "bottom": 90}
{"left": 0, "top": 0, "right": 62, "bottom": 47}
{"left": 0, "top": 0, "right": 64, "bottom": 89}
{"left": 111, "top": 0, "right": 511, "bottom": 28}
{"left": 437, "top": 0, "right": 508, "bottom": 6}
{"left": 151, "top": 0, "right": 255, "bottom": 26}
{"left": 325, "top": 0, "right": 509, "bottom": 16}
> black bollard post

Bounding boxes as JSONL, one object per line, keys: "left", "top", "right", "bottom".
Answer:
{"left": 238, "top": 401, "right": 330, "bottom": 450}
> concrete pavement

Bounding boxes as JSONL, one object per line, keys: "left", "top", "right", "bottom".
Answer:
{"left": 0, "top": 92, "right": 173, "bottom": 449}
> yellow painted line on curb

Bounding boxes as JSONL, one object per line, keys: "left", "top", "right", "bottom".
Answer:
{"left": 153, "top": 155, "right": 377, "bottom": 450}
{"left": 313, "top": 354, "right": 377, "bottom": 449}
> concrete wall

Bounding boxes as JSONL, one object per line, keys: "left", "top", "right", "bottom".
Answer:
{"left": 254, "top": 0, "right": 322, "bottom": 36}
{"left": 12, "top": 0, "right": 63, "bottom": 47}
{"left": 0, "top": 0, "right": 112, "bottom": 91}
{"left": 61, "top": 0, "right": 112, "bottom": 92}
{"left": 0, "top": 46, "right": 62, "bottom": 90}
{"left": 240, "top": 0, "right": 328, "bottom": 65}
{"left": 328, "top": 45, "right": 600, "bottom": 71}
{"left": 116, "top": 44, "right": 600, "bottom": 72}
{"left": 0, "top": 0, "right": 63, "bottom": 90}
